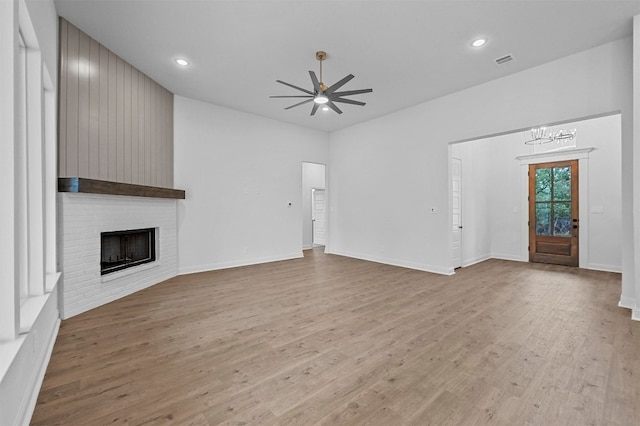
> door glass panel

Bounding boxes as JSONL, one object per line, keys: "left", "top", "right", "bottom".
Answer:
{"left": 534, "top": 165, "right": 573, "bottom": 237}
{"left": 536, "top": 202, "right": 551, "bottom": 235}
{"left": 553, "top": 202, "right": 572, "bottom": 236}
{"left": 553, "top": 167, "right": 571, "bottom": 201}
{"left": 535, "top": 169, "right": 551, "bottom": 201}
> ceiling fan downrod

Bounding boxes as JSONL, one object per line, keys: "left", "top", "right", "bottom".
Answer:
{"left": 316, "top": 50, "right": 328, "bottom": 92}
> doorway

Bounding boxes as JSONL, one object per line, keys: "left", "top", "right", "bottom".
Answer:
{"left": 312, "top": 189, "right": 326, "bottom": 246}
{"left": 302, "top": 162, "right": 326, "bottom": 250}
{"left": 528, "top": 160, "right": 579, "bottom": 266}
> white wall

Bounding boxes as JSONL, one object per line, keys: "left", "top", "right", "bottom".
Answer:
{"left": 0, "top": 0, "right": 61, "bottom": 424}
{"left": 632, "top": 15, "right": 640, "bottom": 320}
{"left": 453, "top": 114, "right": 622, "bottom": 272}
{"left": 486, "top": 136, "right": 524, "bottom": 262}
{"left": 302, "top": 162, "right": 326, "bottom": 249}
{"left": 328, "top": 38, "right": 632, "bottom": 281}
{"left": 451, "top": 143, "right": 492, "bottom": 266}
{"left": 174, "top": 96, "right": 329, "bottom": 275}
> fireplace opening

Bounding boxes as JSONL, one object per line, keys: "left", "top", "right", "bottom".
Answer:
{"left": 101, "top": 228, "right": 156, "bottom": 275}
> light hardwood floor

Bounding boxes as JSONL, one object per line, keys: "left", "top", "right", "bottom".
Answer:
{"left": 32, "top": 249, "right": 639, "bottom": 425}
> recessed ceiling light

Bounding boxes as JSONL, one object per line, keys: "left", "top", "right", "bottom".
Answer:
{"left": 471, "top": 38, "right": 487, "bottom": 48}
{"left": 322, "top": 106, "right": 329, "bottom": 111}
{"left": 175, "top": 58, "right": 189, "bottom": 66}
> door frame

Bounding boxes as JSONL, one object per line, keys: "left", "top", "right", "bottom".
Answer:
{"left": 301, "top": 162, "right": 328, "bottom": 251}
{"left": 311, "top": 187, "right": 326, "bottom": 247}
{"left": 452, "top": 157, "right": 462, "bottom": 269}
{"left": 528, "top": 160, "right": 579, "bottom": 266}
{"left": 518, "top": 148, "right": 593, "bottom": 268}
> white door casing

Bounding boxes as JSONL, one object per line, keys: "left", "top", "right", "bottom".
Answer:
{"left": 312, "top": 188, "right": 326, "bottom": 246}
{"left": 452, "top": 157, "right": 462, "bottom": 268}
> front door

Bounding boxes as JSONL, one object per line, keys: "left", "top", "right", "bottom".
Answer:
{"left": 529, "top": 160, "right": 579, "bottom": 266}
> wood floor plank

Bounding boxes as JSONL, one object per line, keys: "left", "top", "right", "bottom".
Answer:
{"left": 31, "top": 250, "right": 640, "bottom": 425}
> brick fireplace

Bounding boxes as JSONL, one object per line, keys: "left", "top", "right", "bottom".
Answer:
{"left": 58, "top": 192, "right": 178, "bottom": 319}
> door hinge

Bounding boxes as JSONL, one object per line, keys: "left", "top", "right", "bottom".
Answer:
{"left": 528, "top": 245, "right": 530, "bottom": 251}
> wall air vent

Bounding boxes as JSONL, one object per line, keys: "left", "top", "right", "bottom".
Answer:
{"left": 495, "top": 54, "right": 514, "bottom": 66}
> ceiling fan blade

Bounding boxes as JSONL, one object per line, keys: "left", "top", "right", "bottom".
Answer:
{"left": 270, "top": 95, "right": 313, "bottom": 98}
{"left": 276, "top": 80, "right": 314, "bottom": 95}
{"left": 284, "top": 98, "right": 314, "bottom": 110}
{"left": 331, "top": 88, "right": 373, "bottom": 97}
{"left": 326, "top": 100, "right": 343, "bottom": 114}
{"left": 332, "top": 97, "right": 366, "bottom": 106}
{"left": 310, "top": 103, "right": 320, "bottom": 116}
{"left": 324, "top": 74, "right": 354, "bottom": 95}
{"left": 309, "top": 71, "right": 321, "bottom": 93}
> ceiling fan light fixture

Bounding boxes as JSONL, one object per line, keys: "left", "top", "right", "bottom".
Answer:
{"left": 314, "top": 94, "right": 329, "bottom": 104}
{"left": 471, "top": 38, "right": 487, "bottom": 48}
{"left": 270, "top": 50, "right": 372, "bottom": 116}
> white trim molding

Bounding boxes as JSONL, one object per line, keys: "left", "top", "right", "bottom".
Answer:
{"left": 516, "top": 147, "right": 595, "bottom": 164}
{"left": 519, "top": 147, "right": 593, "bottom": 270}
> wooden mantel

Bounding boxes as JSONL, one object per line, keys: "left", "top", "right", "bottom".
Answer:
{"left": 58, "top": 177, "right": 185, "bottom": 199}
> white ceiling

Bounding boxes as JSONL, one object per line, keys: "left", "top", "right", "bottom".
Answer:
{"left": 54, "top": 0, "right": 640, "bottom": 133}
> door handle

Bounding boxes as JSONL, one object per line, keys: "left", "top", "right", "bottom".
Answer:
{"left": 458, "top": 226, "right": 463, "bottom": 229}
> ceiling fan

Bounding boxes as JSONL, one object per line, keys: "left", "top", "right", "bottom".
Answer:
{"left": 270, "top": 51, "right": 373, "bottom": 115}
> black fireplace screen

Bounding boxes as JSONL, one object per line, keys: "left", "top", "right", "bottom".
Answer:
{"left": 101, "top": 228, "right": 156, "bottom": 275}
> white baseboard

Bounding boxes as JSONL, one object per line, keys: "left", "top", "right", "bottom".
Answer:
{"left": 490, "top": 253, "right": 526, "bottom": 262}
{"left": 21, "top": 318, "right": 60, "bottom": 426}
{"left": 2, "top": 290, "right": 61, "bottom": 426}
{"left": 618, "top": 296, "right": 636, "bottom": 310}
{"left": 462, "top": 254, "right": 491, "bottom": 267}
{"left": 327, "top": 249, "right": 454, "bottom": 275}
{"left": 618, "top": 298, "right": 640, "bottom": 321}
{"left": 586, "top": 263, "right": 622, "bottom": 273}
{"left": 178, "top": 252, "right": 304, "bottom": 276}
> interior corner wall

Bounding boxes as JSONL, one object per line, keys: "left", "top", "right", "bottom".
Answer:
{"left": 174, "top": 96, "right": 329, "bottom": 275}
{"left": 328, "top": 37, "right": 633, "bottom": 282}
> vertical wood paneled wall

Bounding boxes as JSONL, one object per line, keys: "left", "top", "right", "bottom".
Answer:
{"left": 58, "top": 18, "right": 174, "bottom": 188}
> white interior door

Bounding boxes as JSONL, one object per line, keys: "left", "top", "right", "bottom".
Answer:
{"left": 312, "top": 189, "right": 326, "bottom": 246}
{"left": 452, "top": 158, "right": 462, "bottom": 268}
